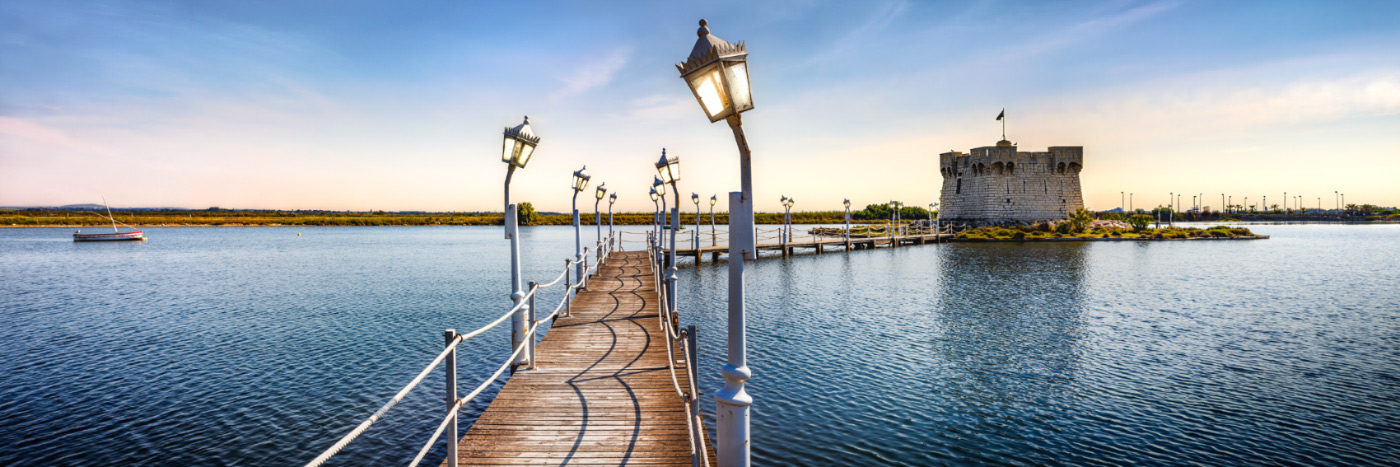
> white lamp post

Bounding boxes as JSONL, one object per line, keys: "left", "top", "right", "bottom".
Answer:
{"left": 843, "top": 199, "right": 851, "bottom": 246}
{"left": 654, "top": 176, "right": 668, "bottom": 256}
{"left": 501, "top": 116, "right": 539, "bottom": 371}
{"left": 572, "top": 166, "right": 590, "bottom": 281}
{"left": 657, "top": 149, "right": 682, "bottom": 313}
{"left": 595, "top": 183, "right": 607, "bottom": 258}
{"left": 779, "top": 196, "right": 789, "bottom": 246}
{"left": 650, "top": 188, "right": 660, "bottom": 242}
{"left": 693, "top": 192, "right": 701, "bottom": 250}
{"left": 784, "top": 198, "right": 794, "bottom": 244}
{"left": 928, "top": 202, "right": 937, "bottom": 236}
{"left": 677, "top": 18, "right": 755, "bottom": 467}
{"left": 609, "top": 193, "right": 617, "bottom": 251}
{"left": 710, "top": 195, "right": 718, "bottom": 246}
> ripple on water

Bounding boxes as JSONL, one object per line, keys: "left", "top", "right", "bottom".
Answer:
{"left": 2, "top": 225, "right": 1399, "bottom": 465}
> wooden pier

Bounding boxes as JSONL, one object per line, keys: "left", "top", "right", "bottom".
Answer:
{"left": 448, "top": 251, "right": 713, "bottom": 466}
{"left": 677, "top": 232, "right": 953, "bottom": 262}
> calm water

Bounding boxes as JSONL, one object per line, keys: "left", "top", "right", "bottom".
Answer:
{"left": 1, "top": 224, "right": 1398, "bottom": 465}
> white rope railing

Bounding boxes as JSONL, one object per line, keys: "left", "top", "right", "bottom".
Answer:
{"left": 647, "top": 235, "right": 711, "bottom": 467}
{"left": 304, "top": 233, "right": 619, "bottom": 467}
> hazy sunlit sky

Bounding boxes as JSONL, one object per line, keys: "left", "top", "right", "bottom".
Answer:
{"left": 2, "top": 0, "right": 1397, "bottom": 213}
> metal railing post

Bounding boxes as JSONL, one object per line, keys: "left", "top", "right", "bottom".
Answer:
{"left": 527, "top": 282, "right": 538, "bottom": 370}
{"left": 444, "top": 329, "right": 459, "bottom": 467}
{"left": 686, "top": 325, "right": 698, "bottom": 398}
{"left": 565, "top": 259, "right": 573, "bottom": 317}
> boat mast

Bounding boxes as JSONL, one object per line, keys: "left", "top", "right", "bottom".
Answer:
{"left": 103, "top": 196, "right": 118, "bottom": 233}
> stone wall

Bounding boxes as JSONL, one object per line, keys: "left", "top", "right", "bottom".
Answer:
{"left": 938, "top": 140, "right": 1084, "bottom": 223}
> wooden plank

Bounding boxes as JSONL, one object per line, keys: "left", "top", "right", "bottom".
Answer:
{"left": 448, "top": 251, "right": 714, "bottom": 467}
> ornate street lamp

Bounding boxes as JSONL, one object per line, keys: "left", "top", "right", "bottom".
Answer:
{"left": 779, "top": 196, "right": 789, "bottom": 245}
{"left": 654, "top": 176, "right": 668, "bottom": 256}
{"left": 656, "top": 150, "right": 681, "bottom": 313}
{"left": 677, "top": 18, "right": 755, "bottom": 466}
{"left": 692, "top": 192, "right": 702, "bottom": 250}
{"left": 650, "top": 188, "right": 661, "bottom": 242}
{"left": 609, "top": 193, "right": 617, "bottom": 251}
{"left": 843, "top": 199, "right": 851, "bottom": 245}
{"left": 571, "top": 166, "right": 590, "bottom": 281}
{"left": 784, "top": 198, "right": 794, "bottom": 244}
{"left": 501, "top": 116, "right": 539, "bottom": 371}
{"left": 710, "top": 195, "right": 718, "bottom": 246}
{"left": 595, "top": 183, "right": 607, "bottom": 257}
{"left": 929, "top": 202, "right": 938, "bottom": 238}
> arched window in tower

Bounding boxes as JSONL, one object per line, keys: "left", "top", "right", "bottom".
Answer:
{"left": 956, "top": 178, "right": 962, "bottom": 194}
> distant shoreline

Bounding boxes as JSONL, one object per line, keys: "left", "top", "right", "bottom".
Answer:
{"left": 3, "top": 209, "right": 1395, "bottom": 228}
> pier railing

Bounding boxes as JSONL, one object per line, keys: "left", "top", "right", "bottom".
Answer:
{"left": 303, "top": 233, "right": 614, "bottom": 467}
{"left": 647, "top": 233, "right": 711, "bottom": 467}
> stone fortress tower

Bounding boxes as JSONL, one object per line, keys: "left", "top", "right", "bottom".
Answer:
{"left": 938, "top": 139, "right": 1084, "bottom": 224}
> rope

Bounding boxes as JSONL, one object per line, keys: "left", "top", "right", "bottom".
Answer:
{"left": 303, "top": 333, "right": 465, "bottom": 467}
{"left": 407, "top": 398, "right": 463, "bottom": 467}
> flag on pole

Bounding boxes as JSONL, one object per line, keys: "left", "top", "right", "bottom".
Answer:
{"left": 996, "top": 109, "right": 1004, "bottom": 120}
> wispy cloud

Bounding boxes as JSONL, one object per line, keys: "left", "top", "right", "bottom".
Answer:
{"left": 1030, "top": 66, "right": 1400, "bottom": 143}
{"left": 0, "top": 116, "right": 117, "bottom": 157}
{"left": 801, "top": 0, "right": 909, "bottom": 67}
{"left": 551, "top": 47, "right": 631, "bottom": 100}
{"left": 996, "top": 1, "right": 1181, "bottom": 62}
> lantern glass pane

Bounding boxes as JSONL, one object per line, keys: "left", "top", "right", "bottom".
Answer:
{"left": 667, "top": 160, "right": 679, "bottom": 183}
{"left": 723, "top": 61, "right": 752, "bottom": 112}
{"left": 596, "top": 188, "right": 605, "bottom": 200}
{"left": 650, "top": 191, "right": 658, "bottom": 201}
{"left": 692, "top": 70, "right": 729, "bottom": 118}
{"left": 515, "top": 143, "right": 533, "bottom": 168}
{"left": 654, "top": 182, "right": 665, "bottom": 197}
{"left": 502, "top": 137, "right": 515, "bottom": 163}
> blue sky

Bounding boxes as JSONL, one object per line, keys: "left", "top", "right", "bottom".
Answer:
{"left": 2, "top": 0, "right": 1397, "bottom": 212}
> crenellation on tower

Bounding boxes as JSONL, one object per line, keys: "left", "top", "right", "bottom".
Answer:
{"left": 938, "top": 140, "right": 1084, "bottom": 224}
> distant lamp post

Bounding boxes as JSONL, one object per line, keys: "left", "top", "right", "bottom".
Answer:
{"left": 693, "top": 192, "right": 701, "bottom": 250}
{"left": 710, "top": 195, "right": 718, "bottom": 246}
{"left": 677, "top": 18, "right": 755, "bottom": 467}
{"left": 656, "top": 150, "right": 681, "bottom": 314}
{"left": 595, "top": 183, "right": 607, "bottom": 255}
{"left": 929, "top": 202, "right": 939, "bottom": 238}
{"left": 571, "top": 166, "right": 591, "bottom": 280}
{"left": 843, "top": 199, "right": 851, "bottom": 245}
{"left": 780, "top": 196, "right": 789, "bottom": 245}
{"left": 1130, "top": 193, "right": 1134, "bottom": 212}
{"left": 654, "top": 177, "right": 668, "bottom": 253}
{"left": 501, "top": 116, "right": 539, "bottom": 371}
{"left": 608, "top": 193, "right": 617, "bottom": 251}
{"left": 650, "top": 188, "right": 661, "bottom": 240}
{"left": 784, "top": 197, "right": 795, "bottom": 245}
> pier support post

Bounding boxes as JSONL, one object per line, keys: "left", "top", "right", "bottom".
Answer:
{"left": 444, "top": 329, "right": 459, "bottom": 467}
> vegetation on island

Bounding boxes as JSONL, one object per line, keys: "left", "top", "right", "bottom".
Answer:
{"left": 954, "top": 209, "right": 1260, "bottom": 240}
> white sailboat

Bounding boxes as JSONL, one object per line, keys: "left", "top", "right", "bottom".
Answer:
{"left": 73, "top": 197, "right": 145, "bottom": 242}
